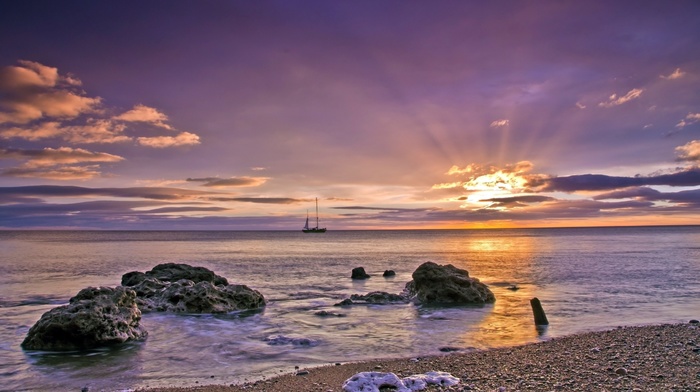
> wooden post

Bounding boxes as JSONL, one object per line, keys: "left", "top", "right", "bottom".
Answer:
{"left": 530, "top": 297, "right": 549, "bottom": 326}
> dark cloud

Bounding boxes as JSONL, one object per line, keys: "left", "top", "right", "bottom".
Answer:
{"left": 210, "top": 197, "right": 306, "bottom": 204}
{"left": 186, "top": 177, "right": 267, "bottom": 187}
{"left": 532, "top": 168, "right": 700, "bottom": 192}
{"left": 0, "top": 185, "right": 215, "bottom": 201}
{"left": 594, "top": 186, "right": 700, "bottom": 205}
{"left": 481, "top": 195, "right": 555, "bottom": 208}
{"left": 333, "top": 206, "right": 432, "bottom": 212}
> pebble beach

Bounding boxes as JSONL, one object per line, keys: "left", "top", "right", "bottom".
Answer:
{"left": 142, "top": 322, "right": 700, "bottom": 392}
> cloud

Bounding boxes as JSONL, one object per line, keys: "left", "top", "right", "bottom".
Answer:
{"left": 598, "top": 88, "right": 643, "bottom": 108}
{"left": 0, "top": 185, "right": 216, "bottom": 201}
{"left": 530, "top": 167, "right": 700, "bottom": 192}
{"left": 675, "top": 113, "right": 700, "bottom": 129}
{"left": 594, "top": 186, "right": 700, "bottom": 206}
{"left": 490, "top": 119, "right": 509, "bottom": 128}
{"left": 0, "top": 121, "right": 63, "bottom": 140}
{"left": 211, "top": 197, "right": 305, "bottom": 204}
{"left": 114, "top": 104, "right": 173, "bottom": 130}
{"left": 660, "top": 68, "right": 685, "bottom": 80}
{"left": 0, "top": 60, "right": 101, "bottom": 124}
{"left": 575, "top": 102, "right": 586, "bottom": 109}
{"left": 137, "top": 132, "right": 200, "bottom": 148}
{"left": 186, "top": 176, "right": 268, "bottom": 187}
{"left": 675, "top": 140, "right": 700, "bottom": 162}
{"left": 0, "top": 147, "right": 125, "bottom": 179}
{"left": 480, "top": 195, "right": 555, "bottom": 208}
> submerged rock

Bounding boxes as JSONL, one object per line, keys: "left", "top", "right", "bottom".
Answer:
{"left": 383, "top": 269, "right": 396, "bottom": 277}
{"left": 21, "top": 286, "right": 147, "bottom": 351}
{"left": 405, "top": 262, "right": 495, "bottom": 305}
{"left": 351, "top": 267, "right": 370, "bottom": 280}
{"left": 121, "top": 263, "right": 265, "bottom": 313}
{"left": 334, "top": 291, "right": 409, "bottom": 306}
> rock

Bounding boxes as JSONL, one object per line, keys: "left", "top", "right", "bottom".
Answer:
{"left": 314, "top": 310, "right": 347, "bottom": 317}
{"left": 405, "top": 262, "right": 495, "bottom": 305}
{"left": 21, "top": 286, "right": 147, "bottom": 351}
{"left": 264, "top": 335, "right": 318, "bottom": 347}
{"left": 121, "top": 263, "right": 228, "bottom": 286}
{"left": 334, "top": 298, "right": 355, "bottom": 306}
{"left": 121, "top": 264, "right": 265, "bottom": 313}
{"left": 351, "top": 267, "right": 370, "bottom": 280}
{"left": 349, "top": 291, "right": 409, "bottom": 304}
{"left": 689, "top": 319, "right": 699, "bottom": 324}
{"left": 383, "top": 270, "right": 396, "bottom": 277}
{"left": 615, "top": 367, "right": 628, "bottom": 375}
{"left": 147, "top": 280, "right": 265, "bottom": 313}
{"left": 296, "top": 370, "right": 309, "bottom": 376}
{"left": 342, "top": 371, "right": 459, "bottom": 392}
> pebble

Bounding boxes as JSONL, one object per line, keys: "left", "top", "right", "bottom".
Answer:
{"left": 615, "top": 367, "right": 628, "bottom": 376}
{"left": 296, "top": 370, "right": 309, "bottom": 376}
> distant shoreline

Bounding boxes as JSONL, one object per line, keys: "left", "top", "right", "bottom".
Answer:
{"left": 141, "top": 322, "right": 700, "bottom": 392}
{"left": 2, "top": 224, "right": 700, "bottom": 232}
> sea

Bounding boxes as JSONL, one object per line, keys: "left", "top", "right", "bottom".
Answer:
{"left": 1, "top": 227, "right": 699, "bottom": 391}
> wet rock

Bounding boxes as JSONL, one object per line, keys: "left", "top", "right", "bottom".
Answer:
{"left": 121, "top": 264, "right": 265, "bottom": 313}
{"left": 349, "top": 291, "right": 409, "bottom": 304}
{"left": 405, "top": 262, "right": 495, "bottom": 305}
{"left": 148, "top": 280, "right": 265, "bottom": 313}
{"left": 121, "top": 263, "right": 228, "bottom": 286}
{"left": 21, "top": 286, "right": 147, "bottom": 351}
{"left": 383, "top": 270, "right": 396, "bottom": 277}
{"left": 351, "top": 267, "right": 370, "bottom": 280}
{"left": 265, "top": 335, "right": 318, "bottom": 347}
{"left": 314, "top": 310, "right": 347, "bottom": 317}
{"left": 689, "top": 319, "right": 699, "bottom": 324}
{"left": 334, "top": 298, "right": 354, "bottom": 306}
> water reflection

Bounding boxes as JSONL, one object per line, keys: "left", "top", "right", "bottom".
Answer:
{"left": 427, "top": 231, "right": 551, "bottom": 348}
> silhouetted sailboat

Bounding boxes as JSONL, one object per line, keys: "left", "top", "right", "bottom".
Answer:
{"left": 302, "top": 197, "right": 326, "bottom": 233}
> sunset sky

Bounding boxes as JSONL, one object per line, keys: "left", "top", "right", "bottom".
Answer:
{"left": 1, "top": 1, "right": 700, "bottom": 230}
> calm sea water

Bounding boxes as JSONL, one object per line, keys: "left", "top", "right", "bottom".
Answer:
{"left": 1, "top": 227, "right": 699, "bottom": 391}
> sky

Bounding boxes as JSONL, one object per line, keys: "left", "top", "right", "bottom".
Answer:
{"left": 1, "top": 1, "right": 700, "bottom": 230}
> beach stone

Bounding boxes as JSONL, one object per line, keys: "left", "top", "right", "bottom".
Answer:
{"left": 21, "top": 286, "right": 147, "bottom": 351}
{"left": 383, "top": 270, "right": 396, "bottom": 277}
{"left": 351, "top": 267, "right": 370, "bottom": 280}
{"left": 404, "top": 262, "right": 495, "bottom": 305}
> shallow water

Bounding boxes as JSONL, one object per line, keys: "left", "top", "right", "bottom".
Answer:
{"left": 1, "top": 227, "right": 699, "bottom": 391}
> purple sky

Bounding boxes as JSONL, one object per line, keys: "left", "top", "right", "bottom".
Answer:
{"left": 1, "top": 1, "right": 699, "bottom": 229}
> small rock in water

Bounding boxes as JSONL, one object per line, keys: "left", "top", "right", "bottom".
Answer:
{"left": 383, "top": 270, "right": 396, "bottom": 277}
{"left": 81, "top": 387, "right": 89, "bottom": 392}
{"left": 351, "top": 267, "right": 370, "bottom": 280}
{"left": 439, "top": 346, "right": 460, "bottom": 352}
{"left": 689, "top": 319, "right": 699, "bottom": 324}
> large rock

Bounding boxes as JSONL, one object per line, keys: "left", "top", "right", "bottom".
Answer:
{"left": 121, "top": 263, "right": 228, "bottom": 286}
{"left": 122, "top": 264, "right": 265, "bottom": 313}
{"left": 21, "top": 286, "right": 147, "bottom": 351}
{"left": 406, "top": 262, "right": 495, "bottom": 305}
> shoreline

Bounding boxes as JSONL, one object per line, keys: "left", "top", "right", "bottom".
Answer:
{"left": 141, "top": 322, "right": 700, "bottom": 392}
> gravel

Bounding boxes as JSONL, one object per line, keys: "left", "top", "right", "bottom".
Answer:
{"left": 141, "top": 323, "right": 700, "bottom": 392}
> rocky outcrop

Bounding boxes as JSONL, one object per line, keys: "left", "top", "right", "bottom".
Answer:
{"left": 383, "top": 270, "right": 396, "bottom": 277}
{"left": 351, "top": 267, "right": 370, "bottom": 279}
{"left": 122, "top": 263, "right": 265, "bottom": 313}
{"left": 21, "top": 286, "right": 147, "bottom": 351}
{"left": 405, "top": 262, "right": 495, "bottom": 305}
{"left": 121, "top": 263, "right": 228, "bottom": 286}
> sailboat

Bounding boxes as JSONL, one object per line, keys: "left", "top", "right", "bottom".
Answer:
{"left": 302, "top": 197, "right": 326, "bottom": 233}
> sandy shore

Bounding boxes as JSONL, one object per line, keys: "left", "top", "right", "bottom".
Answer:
{"left": 142, "top": 323, "right": 700, "bottom": 392}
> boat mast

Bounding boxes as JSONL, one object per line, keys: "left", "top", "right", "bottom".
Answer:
{"left": 315, "top": 197, "right": 319, "bottom": 228}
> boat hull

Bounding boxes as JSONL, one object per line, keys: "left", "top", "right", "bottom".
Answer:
{"left": 302, "top": 228, "right": 327, "bottom": 233}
